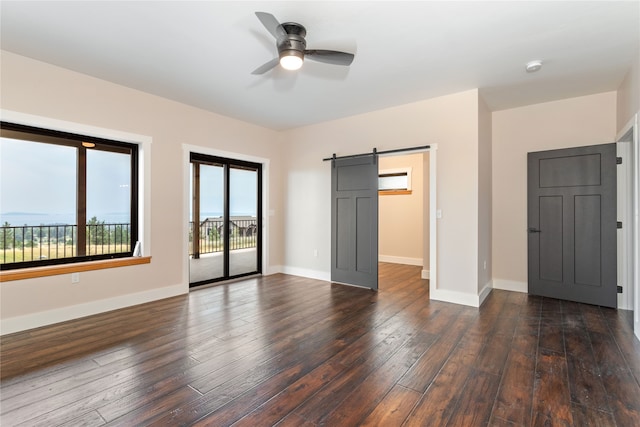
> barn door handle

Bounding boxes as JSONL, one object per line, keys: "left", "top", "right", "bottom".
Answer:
{"left": 528, "top": 227, "right": 541, "bottom": 233}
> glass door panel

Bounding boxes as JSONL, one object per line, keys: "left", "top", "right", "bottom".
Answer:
{"left": 189, "top": 162, "right": 225, "bottom": 284}
{"left": 229, "top": 166, "right": 259, "bottom": 276}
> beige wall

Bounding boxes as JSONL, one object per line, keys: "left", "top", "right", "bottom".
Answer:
{"left": 0, "top": 51, "right": 285, "bottom": 329}
{"left": 477, "top": 95, "right": 492, "bottom": 293}
{"left": 492, "top": 92, "right": 617, "bottom": 289}
{"left": 617, "top": 51, "right": 639, "bottom": 132}
{"left": 284, "top": 89, "right": 482, "bottom": 303}
{"left": 378, "top": 153, "right": 424, "bottom": 265}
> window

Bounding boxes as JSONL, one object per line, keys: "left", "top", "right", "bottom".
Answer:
{"left": 379, "top": 167, "right": 412, "bottom": 195}
{"left": 0, "top": 122, "right": 138, "bottom": 270}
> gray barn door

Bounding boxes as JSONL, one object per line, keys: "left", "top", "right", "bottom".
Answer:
{"left": 528, "top": 143, "right": 617, "bottom": 307}
{"left": 331, "top": 155, "right": 379, "bottom": 290}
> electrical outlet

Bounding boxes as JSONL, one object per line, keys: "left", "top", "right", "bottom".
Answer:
{"left": 313, "top": 249, "right": 318, "bottom": 257}
{"left": 71, "top": 273, "right": 80, "bottom": 284}
{"left": 483, "top": 261, "right": 487, "bottom": 270}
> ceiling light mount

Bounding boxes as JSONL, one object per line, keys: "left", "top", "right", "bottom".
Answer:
{"left": 525, "top": 60, "right": 543, "bottom": 73}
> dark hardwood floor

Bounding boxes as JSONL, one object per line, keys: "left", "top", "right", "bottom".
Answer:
{"left": 1, "top": 263, "right": 640, "bottom": 426}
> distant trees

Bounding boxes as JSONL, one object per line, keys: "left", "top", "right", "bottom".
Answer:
{"left": 87, "top": 216, "right": 106, "bottom": 246}
{"left": 0, "top": 221, "right": 13, "bottom": 249}
{"left": 113, "top": 224, "right": 130, "bottom": 245}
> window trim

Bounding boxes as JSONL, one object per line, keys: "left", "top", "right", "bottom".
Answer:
{"left": 0, "top": 256, "right": 151, "bottom": 282}
{"left": 0, "top": 111, "right": 151, "bottom": 274}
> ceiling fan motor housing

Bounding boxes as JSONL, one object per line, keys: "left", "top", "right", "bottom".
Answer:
{"left": 277, "top": 22, "right": 307, "bottom": 58}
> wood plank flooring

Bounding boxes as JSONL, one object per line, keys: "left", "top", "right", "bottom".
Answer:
{"left": 1, "top": 263, "right": 640, "bottom": 426}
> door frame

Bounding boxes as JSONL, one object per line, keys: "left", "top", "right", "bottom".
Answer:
{"left": 616, "top": 113, "right": 639, "bottom": 340}
{"left": 181, "top": 144, "right": 271, "bottom": 290}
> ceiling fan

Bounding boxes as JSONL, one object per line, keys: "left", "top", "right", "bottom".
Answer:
{"left": 252, "top": 12, "right": 355, "bottom": 75}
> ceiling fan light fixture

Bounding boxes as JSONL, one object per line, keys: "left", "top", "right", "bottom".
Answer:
{"left": 525, "top": 60, "right": 543, "bottom": 73}
{"left": 279, "top": 50, "right": 304, "bottom": 70}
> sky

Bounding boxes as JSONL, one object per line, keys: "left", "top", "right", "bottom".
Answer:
{"left": 193, "top": 163, "right": 258, "bottom": 218}
{"left": 1, "top": 137, "right": 258, "bottom": 224}
{"left": 1, "top": 137, "right": 130, "bottom": 218}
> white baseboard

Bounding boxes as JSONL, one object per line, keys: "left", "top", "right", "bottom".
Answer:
{"left": 618, "top": 293, "right": 633, "bottom": 311}
{"left": 421, "top": 270, "right": 430, "bottom": 279}
{"left": 264, "top": 265, "right": 284, "bottom": 275}
{"left": 430, "top": 287, "right": 483, "bottom": 308}
{"left": 0, "top": 284, "right": 186, "bottom": 336}
{"left": 379, "top": 255, "right": 423, "bottom": 266}
{"left": 492, "top": 279, "right": 528, "bottom": 293}
{"left": 478, "top": 281, "right": 493, "bottom": 306}
{"left": 281, "top": 266, "right": 331, "bottom": 282}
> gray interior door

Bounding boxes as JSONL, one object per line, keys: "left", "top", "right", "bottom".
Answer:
{"left": 528, "top": 143, "right": 617, "bottom": 307}
{"left": 331, "top": 155, "right": 378, "bottom": 290}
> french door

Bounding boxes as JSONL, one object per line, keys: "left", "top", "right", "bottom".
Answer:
{"left": 189, "top": 153, "right": 262, "bottom": 287}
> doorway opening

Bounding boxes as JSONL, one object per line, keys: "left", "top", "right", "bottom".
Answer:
{"left": 377, "top": 149, "right": 436, "bottom": 293}
{"left": 189, "top": 152, "right": 262, "bottom": 287}
{"left": 378, "top": 152, "right": 430, "bottom": 290}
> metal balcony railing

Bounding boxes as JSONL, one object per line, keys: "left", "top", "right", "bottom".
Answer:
{"left": 1, "top": 218, "right": 257, "bottom": 264}
{"left": 0, "top": 223, "right": 131, "bottom": 264}
{"left": 189, "top": 218, "right": 257, "bottom": 256}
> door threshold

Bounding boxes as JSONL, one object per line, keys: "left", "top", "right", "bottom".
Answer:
{"left": 189, "top": 273, "right": 262, "bottom": 290}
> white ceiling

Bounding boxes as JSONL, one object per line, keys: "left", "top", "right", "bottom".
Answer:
{"left": 1, "top": 1, "right": 639, "bottom": 130}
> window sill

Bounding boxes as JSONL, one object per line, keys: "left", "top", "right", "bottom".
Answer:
{"left": 0, "top": 256, "right": 151, "bottom": 282}
{"left": 379, "top": 190, "right": 412, "bottom": 196}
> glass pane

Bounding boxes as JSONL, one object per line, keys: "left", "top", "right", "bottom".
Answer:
{"left": 229, "top": 167, "right": 258, "bottom": 276}
{"left": 190, "top": 163, "right": 224, "bottom": 283}
{"left": 379, "top": 174, "right": 408, "bottom": 190}
{"left": 0, "top": 137, "right": 77, "bottom": 264}
{"left": 86, "top": 149, "right": 132, "bottom": 255}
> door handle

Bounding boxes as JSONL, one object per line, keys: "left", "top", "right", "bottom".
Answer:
{"left": 528, "top": 227, "right": 541, "bottom": 233}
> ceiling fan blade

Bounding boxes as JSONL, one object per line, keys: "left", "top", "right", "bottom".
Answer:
{"left": 251, "top": 58, "right": 280, "bottom": 75}
{"left": 255, "top": 12, "right": 286, "bottom": 39}
{"left": 304, "top": 50, "right": 354, "bottom": 66}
